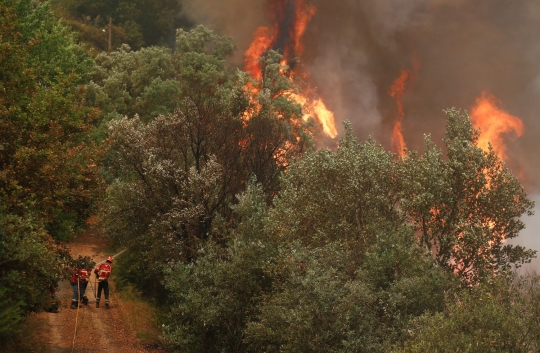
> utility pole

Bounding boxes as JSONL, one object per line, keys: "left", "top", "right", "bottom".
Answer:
{"left": 108, "top": 17, "right": 112, "bottom": 52}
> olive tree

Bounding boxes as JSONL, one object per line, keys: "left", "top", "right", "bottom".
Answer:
{"left": 101, "top": 26, "right": 315, "bottom": 295}
{"left": 242, "top": 124, "right": 453, "bottom": 353}
{"left": 399, "top": 108, "right": 535, "bottom": 283}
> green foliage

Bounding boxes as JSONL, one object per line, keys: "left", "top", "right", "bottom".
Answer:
{"left": 0, "top": 0, "right": 105, "bottom": 240}
{"left": 50, "top": 0, "right": 192, "bottom": 51}
{"left": 399, "top": 108, "right": 535, "bottom": 283}
{"left": 162, "top": 180, "right": 274, "bottom": 352}
{"left": 241, "top": 129, "right": 454, "bottom": 353}
{"left": 0, "top": 287, "right": 22, "bottom": 343}
{"left": 0, "top": 0, "right": 103, "bottom": 342}
{"left": 160, "top": 132, "right": 455, "bottom": 352}
{"left": 87, "top": 44, "right": 178, "bottom": 126}
{"left": 392, "top": 274, "right": 540, "bottom": 353}
{"left": 101, "top": 26, "right": 314, "bottom": 296}
{"left": 239, "top": 228, "right": 439, "bottom": 353}
{"left": 0, "top": 204, "right": 71, "bottom": 343}
{"left": 158, "top": 114, "right": 534, "bottom": 351}
{"left": 11, "top": 0, "right": 94, "bottom": 84}
{"left": 268, "top": 121, "right": 402, "bottom": 250}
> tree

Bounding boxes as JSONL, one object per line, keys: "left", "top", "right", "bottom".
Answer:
{"left": 241, "top": 125, "right": 453, "bottom": 353}
{"left": 392, "top": 274, "right": 540, "bottom": 353}
{"left": 101, "top": 26, "right": 315, "bottom": 295}
{"left": 158, "top": 116, "right": 535, "bottom": 351}
{"left": 160, "top": 126, "right": 454, "bottom": 352}
{"left": 86, "top": 44, "right": 178, "bottom": 128}
{"left": 162, "top": 179, "right": 275, "bottom": 352}
{"left": 0, "top": 0, "right": 104, "bottom": 240}
{"left": 399, "top": 108, "right": 535, "bottom": 283}
{"left": 266, "top": 122, "right": 402, "bottom": 251}
{"left": 0, "top": 0, "right": 103, "bottom": 340}
{"left": 50, "top": 0, "right": 193, "bottom": 51}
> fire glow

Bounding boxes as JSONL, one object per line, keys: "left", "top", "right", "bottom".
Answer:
{"left": 390, "top": 69, "right": 412, "bottom": 157}
{"left": 243, "top": 0, "right": 337, "bottom": 139}
{"left": 470, "top": 92, "right": 524, "bottom": 162}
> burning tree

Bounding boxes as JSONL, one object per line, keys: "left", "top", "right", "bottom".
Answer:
{"left": 102, "top": 26, "right": 316, "bottom": 293}
{"left": 400, "top": 108, "right": 535, "bottom": 283}
{"left": 244, "top": 0, "right": 338, "bottom": 140}
{"left": 160, "top": 110, "right": 537, "bottom": 352}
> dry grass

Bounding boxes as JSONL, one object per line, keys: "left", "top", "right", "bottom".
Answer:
{"left": 112, "top": 282, "right": 164, "bottom": 349}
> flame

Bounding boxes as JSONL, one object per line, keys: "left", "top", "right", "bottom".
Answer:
{"left": 290, "top": 2, "right": 316, "bottom": 56}
{"left": 289, "top": 92, "right": 338, "bottom": 138}
{"left": 310, "top": 97, "right": 337, "bottom": 138}
{"left": 243, "top": 0, "right": 337, "bottom": 139}
{"left": 390, "top": 69, "right": 412, "bottom": 156}
{"left": 244, "top": 26, "right": 276, "bottom": 81}
{"left": 470, "top": 92, "right": 523, "bottom": 162}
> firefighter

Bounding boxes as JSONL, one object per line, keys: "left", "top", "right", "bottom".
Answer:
{"left": 94, "top": 256, "right": 113, "bottom": 308}
{"left": 70, "top": 260, "right": 90, "bottom": 309}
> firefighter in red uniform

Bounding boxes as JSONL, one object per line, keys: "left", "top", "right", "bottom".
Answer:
{"left": 94, "top": 256, "right": 113, "bottom": 308}
{"left": 70, "top": 260, "right": 90, "bottom": 309}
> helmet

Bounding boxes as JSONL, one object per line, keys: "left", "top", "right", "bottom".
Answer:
{"left": 106, "top": 256, "right": 113, "bottom": 263}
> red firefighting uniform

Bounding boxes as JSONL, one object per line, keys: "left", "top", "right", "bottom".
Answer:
{"left": 94, "top": 261, "right": 112, "bottom": 307}
{"left": 71, "top": 267, "right": 90, "bottom": 283}
{"left": 71, "top": 267, "right": 90, "bottom": 306}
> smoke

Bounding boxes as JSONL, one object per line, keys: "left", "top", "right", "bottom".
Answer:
{"left": 306, "top": 28, "right": 381, "bottom": 138}
{"left": 183, "top": 0, "right": 540, "bottom": 260}
{"left": 182, "top": 0, "right": 267, "bottom": 63}
{"left": 507, "top": 194, "right": 540, "bottom": 273}
{"left": 181, "top": 0, "right": 540, "bottom": 176}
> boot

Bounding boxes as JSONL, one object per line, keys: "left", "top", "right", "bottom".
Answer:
{"left": 82, "top": 296, "right": 88, "bottom": 305}
{"left": 70, "top": 301, "right": 78, "bottom": 309}
{"left": 105, "top": 301, "right": 110, "bottom": 309}
{"left": 96, "top": 301, "right": 99, "bottom": 308}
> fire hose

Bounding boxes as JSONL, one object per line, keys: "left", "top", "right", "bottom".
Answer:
{"left": 70, "top": 249, "right": 127, "bottom": 351}
{"left": 71, "top": 277, "right": 81, "bottom": 353}
{"left": 94, "top": 248, "right": 127, "bottom": 266}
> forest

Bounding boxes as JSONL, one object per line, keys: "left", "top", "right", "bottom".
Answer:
{"left": 1, "top": 0, "right": 540, "bottom": 351}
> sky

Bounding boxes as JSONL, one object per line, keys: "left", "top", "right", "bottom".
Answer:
{"left": 183, "top": 0, "right": 540, "bottom": 264}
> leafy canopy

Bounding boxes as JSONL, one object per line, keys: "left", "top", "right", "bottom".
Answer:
{"left": 0, "top": 0, "right": 103, "bottom": 340}
{"left": 101, "top": 26, "right": 315, "bottom": 296}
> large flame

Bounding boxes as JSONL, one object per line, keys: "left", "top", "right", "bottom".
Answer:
{"left": 289, "top": 92, "right": 337, "bottom": 138}
{"left": 244, "top": 26, "right": 276, "bottom": 81}
{"left": 470, "top": 92, "right": 523, "bottom": 162}
{"left": 390, "top": 69, "right": 412, "bottom": 157}
{"left": 243, "top": 0, "right": 337, "bottom": 139}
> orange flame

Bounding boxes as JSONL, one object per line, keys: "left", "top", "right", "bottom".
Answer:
{"left": 243, "top": 0, "right": 337, "bottom": 139}
{"left": 310, "top": 97, "right": 337, "bottom": 138}
{"left": 390, "top": 69, "right": 412, "bottom": 156}
{"left": 470, "top": 92, "right": 523, "bottom": 162}
{"left": 244, "top": 26, "right": 276, "bottom": 81}
{"left": 291, "top": 2, "right": 316, "bottom": 56}
{"left": 289, "top": 92, "right": 338, "bottom": 138}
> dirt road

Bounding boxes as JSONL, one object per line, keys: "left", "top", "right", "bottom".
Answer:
{"left": 32, "top": 230, "right": 161, "bottom": 353}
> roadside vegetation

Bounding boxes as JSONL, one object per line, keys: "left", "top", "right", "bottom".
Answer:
{"left": 112, "top": 255, "right": 164, "bottom": 348}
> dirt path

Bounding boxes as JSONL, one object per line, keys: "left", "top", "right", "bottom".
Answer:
{"left": 32, "top": 228, "right": 160, "bottom": 353}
